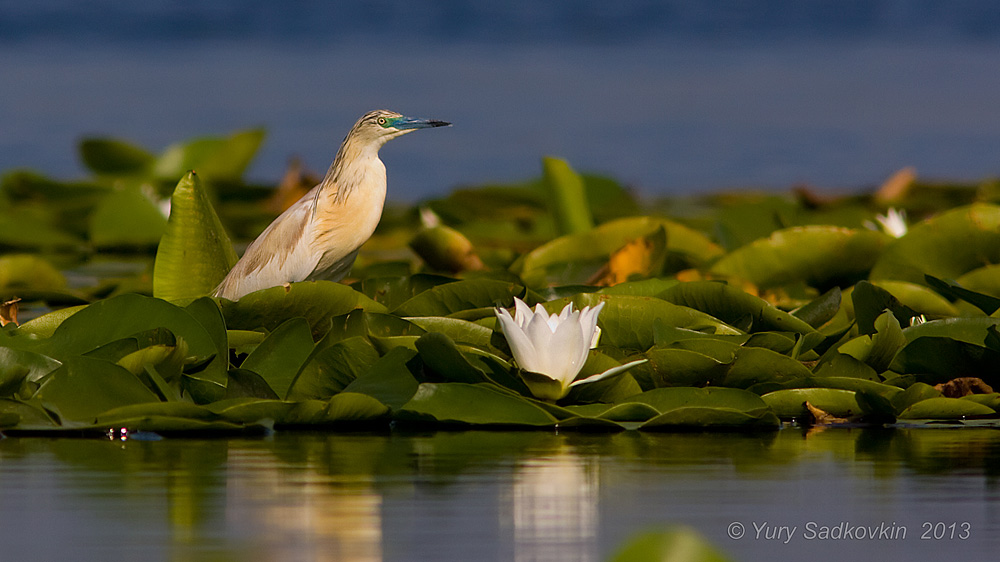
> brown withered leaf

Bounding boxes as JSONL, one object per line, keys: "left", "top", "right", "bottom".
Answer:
{"left": 874, "top": 167, "right": 917, "bottom": 205}
{"left": 588, "top": 226, "right": 667, "bottom": 286}
{"left": 935, "top": 377, "right": 994, "bottom": 398}
{"left": 803, "top": 401, "right": 848, "bottom": 425}
{"left": 0, "top": 297, "right": 21, "bottom": 326}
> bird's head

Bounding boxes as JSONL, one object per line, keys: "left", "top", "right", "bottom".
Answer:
{"left": 350, "top": 109, "right": 450, "bottom": 146}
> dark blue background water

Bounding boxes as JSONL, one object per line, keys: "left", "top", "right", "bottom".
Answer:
{"left": 3, "top": 1, "right": 1000, "bottom": 199}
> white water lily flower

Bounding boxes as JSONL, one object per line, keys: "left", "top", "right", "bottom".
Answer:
{"left": 495, "top": 297, "right": 647, "bottom": 401}
{"left": 864, "top": 208, "right": 908, "bottom": 238}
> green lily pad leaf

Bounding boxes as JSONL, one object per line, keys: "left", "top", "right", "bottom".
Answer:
{"left": 599, "top": 278, "right": 680, "bottom": 297}
{"left": 34, "top": 294, "right": 227, "bottom": 399}
{"left": 870, "top": 280, "right": 960, "bottom": 318}
{"left": 890, "top": 337, "right": 1000, "bottom": 386}
{"left": 0, "top": 205, "right": 83, "bottom": 250}
{"left": 761, "top": 388, "right": 863, "bottom": 419}
{"left": 94, "top": 401, "right": 215, "bottom": 424}
{"left": 415, "top": 332, "right": 493, "bottom": 385}
{"left": 397, "top": 382, "right": 558, "bottom": 427}
{"left": 351, "top": 273, "right": 457, "bottom": 311}
{"left": 226, "top": 329, "right": 267, "bottom": 354}
{"left": 620, "top": 386, "right": 770, "bottom": 413}
{"left": 220, "top": 281, "right": 387, "bottom": 338}
{"left": 961, "top": 393, "right": 1000, "bottom": 411}
{"left": 812, "top": 353, "right": 880, "bottom": 381}
{"left": 323, "top": 392, "right": 392, "bottom": 422}
{"left": 406, "top": 316, "right": 496, "bottom": 349}
{"left": 924, "top": 274, "right": 1000, "bottom": 316}
{"left": 36, "top": 356, "right": 161, "bottom": 424}
{"left": 903, "top": 317, "right": 1000, "bottom": 346}
{"left": 14, "top": 305, "right": 87, "bottom": 339}
{"left": 639, "top": 407, "right": 780, "bottom": 430}
{"left": 790, "top": 287, "right": 842, "bottom": 329}
{"left": 89, "top": 186, "right": 168, "bottom": 248}
{"left": 0, "top": 254, "right": 68, "bottom": 295}
{"left": 154, "top": 128, "right": 265, "bottom": 182}
{"left": 837, "top": 310, "right": 906, "bottom": 373}
{"left": 852, "top": 281, "right": 920, "bottom": 335}
{"left": 709, "top": 226, "right": 887, "bottom": 289}
{"left": 153, "top": 171, "right": 238, "bottom": 305}
{"left": 870, "top": 203, "right": 1000, "bottom": 284}
{"left": 392, "top": 279, "right": 524, "bottom": 317}
{"left": 659, "top": 281, "right": 817, "bottom": 335}
{"left": 543, "top": 156, "right": 594, "bottom": 235}
{"left": 640, "top": 348, "right": 731, "bottom": 388}
{"left": 287, "top": 336, "right": 380, "bottom": 401}
{"left": 514, "top": 216, "right": 723, "bottom": 288}
{"left": 956, "top": 265, "right": 1000, "bottom": 300}
{"left": 182, "top": 297, "right": 230, "bottom": 402}
{"left": 207, "top": 398, "right": 297, "bottom": 424}
{"left": 0, "top": 347, "right": 62, "bottom": 396}
{"left": 79, "top": 137, "right": 156, "bottom": 176}
{"left": 0, "top": 398, "right": 57, "bottom": 428}
{"left": 747, "top": 376, "right": 902, "bottom": 399}
{"left": 225, "top": 369, "right": 279, "bottom": 400}
{"left": 890, "top": 382, "right": 943, "bottom": 414}
{"left": 90, "top": 415, "right": 251, "bottom": 433}
{"left": 239, "top": 317, "right": 314, "bottom": 399}
{"left": 546, "top": 294, "right": 741, "bottom": 351}
{"left": 563, "top": 371, "right": 643, "bottom": 404}
{"left": 341, "top": 347, "right": 421, "bottom": 410}
{"left": 723, "top": 347, "right": 814, "bottom": 388}
{"left": 608, "top": 527, "right": 735, "bottom": 562}
{"left": 566, "top": 402, "right": 661, "bottom": 422}
{"left": 898, "top": 397, "right": 996, "bottom": 420}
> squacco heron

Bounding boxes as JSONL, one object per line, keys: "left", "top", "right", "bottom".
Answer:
{"left": 213, "top": 109, "right": 449, "bottom": 300}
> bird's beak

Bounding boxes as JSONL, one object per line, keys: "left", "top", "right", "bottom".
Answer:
{"left": 393, "top": 116, "right": 451, "bottom": 130}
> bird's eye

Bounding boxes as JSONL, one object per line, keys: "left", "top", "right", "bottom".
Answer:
{"left": 377, "top": 117, "right": 387, "bottom": 126}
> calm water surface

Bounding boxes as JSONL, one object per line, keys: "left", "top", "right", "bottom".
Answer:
{"left": 1, "top": 427, "right": 998, "bottom": 561}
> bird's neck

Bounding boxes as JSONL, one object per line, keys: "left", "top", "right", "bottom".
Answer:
{"left": 319, "top": 135, "right": 386, "bottom": 204}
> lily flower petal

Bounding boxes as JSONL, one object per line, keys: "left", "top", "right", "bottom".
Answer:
{"left": 495, "top": 297, "right": 622, "bottom": 401}
{"left": 569, "top": 359, "right": 649, "bottom": 387}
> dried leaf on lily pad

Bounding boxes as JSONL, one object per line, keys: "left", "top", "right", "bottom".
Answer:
{"left": 589, "top": 226, "right": 667, "bottom": 286}
{"left": 0, "top": 298, "right": 20, "bottom": 326}
{"left": 935, "top": 377, "right": 994, "bottom": 398}
{"left": 804, "top": 401, "right": 849, "bottom": 425}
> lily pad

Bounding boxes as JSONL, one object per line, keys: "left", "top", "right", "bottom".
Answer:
{"left": 659, "top": 281, "right": 817, "bottom": 334}
{"left": 36, "top": 356, "right": 161, "bottom": 424}
{"left": 153, "top": 171, "right": 238, "bottom": 305}
{"left": 870, "top": 203, "right": 1000, "bottom": 284}
{"left": 514, "top": 216, "right": 723, "bottom": 287}
{"left": 219, "top": 281, "right": 386, "bottom": 338}
{"left": 761, "top": 388, "right": 863, "bottom": 419}
{"left": 393, "top": 279, "right": 524, "bottom": 317}
{"left": 709, "top": 226, "right": 887, "bottom": 289}
{"left": 897, "top": 397, "right": 996, "bottom": 420}
{"left": 397, "top": 382, "right": 558, "bottom": 427}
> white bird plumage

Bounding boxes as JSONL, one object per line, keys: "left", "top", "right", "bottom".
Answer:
{"left": 213, "top": 110, "right": 449, "bottom": 300}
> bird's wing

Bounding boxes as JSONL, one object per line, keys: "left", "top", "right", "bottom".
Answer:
{"left": 213, "top": 186, "right": 322, "bottom": 299}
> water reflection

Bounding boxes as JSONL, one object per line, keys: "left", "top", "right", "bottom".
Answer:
{"left": 224, "top": 447, "right": 382, "bottom": 562}
{"left": 508, "top": 446, "right": 599, "bottom": 562}
{"left": 1, "top": 428, "right": 999, "bottom": 561}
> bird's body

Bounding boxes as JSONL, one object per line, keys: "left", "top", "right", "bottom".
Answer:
{"left": 213, "top": 110, "right": 448, "bottom": 300}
